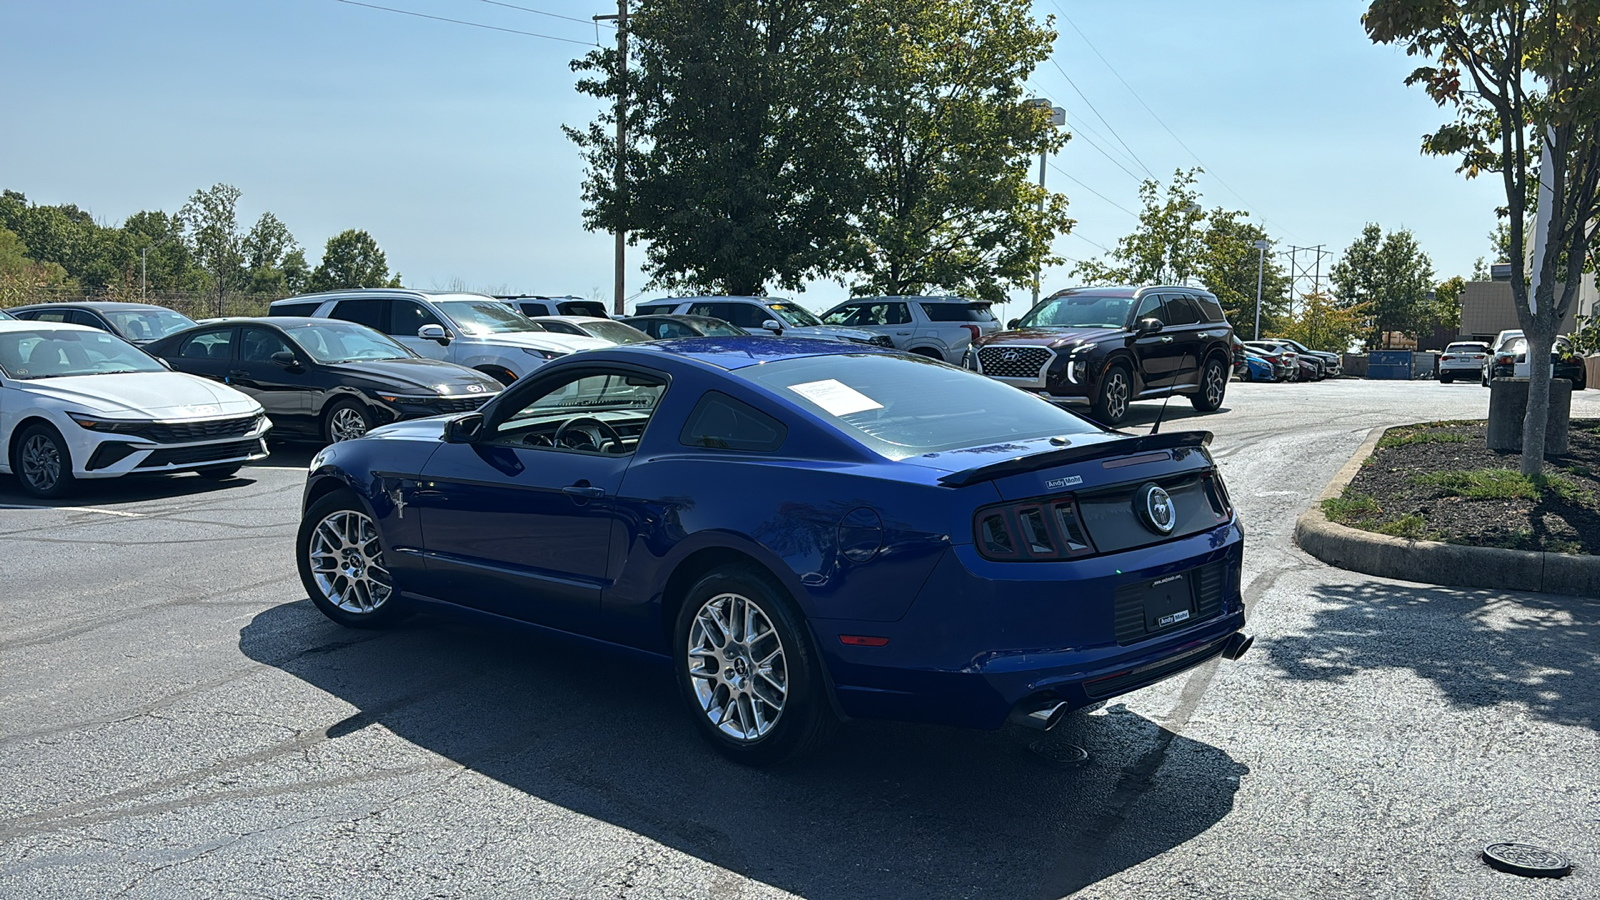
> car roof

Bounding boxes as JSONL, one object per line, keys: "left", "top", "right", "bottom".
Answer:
{"left": 532, "top": 315, "right": 610, "bottom": 324}
{"left": 0, "top": 319, "right": 102, "bottom": 334}
{"left": 840, "top": 295, "right": 991, "bottom": 303}
{"left": 624, "top": 314, "right": 726, "bottom": 324}
{"left": 623, "top": 335, "right": 890, "bottom": 370}
{"left": 8, "top": 301, "right": 177, "bottom": 312}
{"left": 269, "top": 290, "right": 493, "bottom": 306}
{"left": 638, "top": 296, "right": 785, "bottom": 305}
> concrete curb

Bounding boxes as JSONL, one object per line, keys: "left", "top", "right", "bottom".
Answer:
{"left": 1293, "top": 423, "right": 1600, "bottom": 598}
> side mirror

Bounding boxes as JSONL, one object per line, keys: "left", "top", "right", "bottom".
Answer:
{"left": 418, "top": 323, "right": 450, "bottom": 344}
{"left": 1136, "top": 317, "right": 1164, "bottom": 336}
{"left": 761, "top": 319, "right": 784, "bottom": 334}
{"left": 444, "top": 412, "right": 484, "bottom": 444}
{"left": 270, "top": 350, "right": 299, "bottom": 367}
{"left": 156, "top": 356, "right": 174, "bottom": 370}
{"left": 1007, "top": 319, "right": 1021, "bottom": 329}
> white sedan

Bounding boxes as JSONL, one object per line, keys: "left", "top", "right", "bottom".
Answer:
{"left": 0, "top": 320, "right": 270, "bottom": 498}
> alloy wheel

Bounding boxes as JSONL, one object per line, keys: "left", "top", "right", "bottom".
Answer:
{"left": 20, "top": 433, "right": 62, "bottom": 493}
{"left": 329, "top": 407, "right": 369, "bottom": 442}
{"left": 306, "top": 509, "right": 393, "bottom": 613}
{"left": 685, "top": 591, "right": 788, "bottom": 742}
{"left": 1104, "top": 372, "right": 1129, "bottom": 420}
{"left": 1205, "top": 362, "right": 1226, "bottom": 406}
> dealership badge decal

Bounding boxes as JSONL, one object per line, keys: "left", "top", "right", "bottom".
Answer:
{"left": 1136, "top": 483, "right": 1176, "bottom": 535}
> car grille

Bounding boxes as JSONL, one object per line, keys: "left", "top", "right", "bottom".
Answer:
{"left": 424, "top": 396, "right": 493, "bottom": 414}
{"left": 137, "top": 439, "right": 262, "bottom": 468}
{"left": 135, "top": 414, "right": 263, "bottom": 443}
{"left": 1113, "top": 559, "right": 1229, "bottom": 645}
{"left": 977, "top": 345, "right": 1051, "bottom": 378}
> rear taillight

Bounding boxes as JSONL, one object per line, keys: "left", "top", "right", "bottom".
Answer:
{"left": 1201, "top": 472, "right": 1234, "bottom": 522}
{"left": 961, "top": 324, "right": 981, "bottom": 343}
{"left": 974, "top": 496, "right": 1096, "bottom": 561}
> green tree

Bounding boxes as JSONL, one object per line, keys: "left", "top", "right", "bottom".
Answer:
{"left": 123, "top": 210, "right": 203, "bottom": 293}
{"left": 0, "top": 190, "right": 126, "bottom": 292}
{"left": 242, "top": 211, "right": 300, "bottom": 296}
{"left": 568, "top": 0, "right": 861, "bottom": 295}
{"left": 1196, "top": 212, "right": 1289, "bottom": 339}
{"left": 1366, "top": 0, "right": 1600, "bottom": 475}
{"left": 1279, "top": 290, "right": 1369, "bottom": 354}
{"left": 1073, "top": 169, "right": 1210, "bottom": 286}
{"left": 0, "top": 225, "right": 71, "bottom": 305}
{"left": 179, "top": 183, "right": 246, "bottom": 315}
{"left": 308, "top": 229, "right": 397, "bottom": 291}
{"left": 1330, "top": 223, "right": 1435, "bottom": 348}
{"left": 1429, "top": 274, "right": 1467, "bottom": 332}
{"left": 844, "top": 0, "right": 1070, "bottom": 300}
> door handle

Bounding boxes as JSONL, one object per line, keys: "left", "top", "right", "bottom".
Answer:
{"left": 228, "top": 369, "right": 249, "bottom": 377}
{"left": 1159, "top": 336, "right": 1173, "bottom": 343}
{"left": 562, "top": 484, "right": 606, "bottom": 500}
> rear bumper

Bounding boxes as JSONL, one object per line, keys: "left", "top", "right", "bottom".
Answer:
{"left": 814, "top": 523, "right": 1246, "bottom": 730}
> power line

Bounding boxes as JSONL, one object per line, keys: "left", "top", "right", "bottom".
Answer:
{"left": 1065, "top": 127, "right": 1147, "bottom": 185}
{"left": 1049, "top": 161, "right": 1138, "bottom": 218}
{"left": 1049, "top": 2, "right": 1300, "bottom": 241}
{"left": 333, "top": 0, "right": 597, "bottom": 46}
{"left": 476, "top": 0, "right": 613, "bottom": 29}
{"left": 1044, "top": 57, "right": 1159, "bottom": 181}
{"left": 1069, "top": 231, "right": 1113, "bottom": 253}
{"left": 1064, "top": 115, "right": 1148, "bottom": 182}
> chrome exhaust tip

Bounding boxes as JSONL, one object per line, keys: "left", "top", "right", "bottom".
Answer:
{"left": 1221, "top": 632, "right": 1254, "bottom": 661}
{"left": 1010, "top": 699, "right": 1071, "bottom": 731}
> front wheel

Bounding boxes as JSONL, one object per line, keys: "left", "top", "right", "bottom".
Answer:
{"left": 13, "top": 424, "right": 75, "bottom": 499}
{"left": 297, "top": 491, "right": 407, "bottom": 628}
{"left": 1091, "top": 364, "right": 1132, "bottom": 425}
{"left": 323, "top": 400, "right": 373, "bottom": 444}
{"left": 1190, "top": 356, "right": 1228, "bottom": 412}
{"left": 673, "top": 565, "right": 836, "bottom": 765}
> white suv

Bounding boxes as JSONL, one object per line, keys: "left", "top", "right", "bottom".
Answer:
{"left": 0, "top": 320, "right": 269, "bottom": 497}
{"left": 270, "top": 290, "right": 610, "bottom": 384}
{"left": 819, "top": 296, "right": 1000, "bottom": 363}
{"left": 498, "top": 295, "right": 613, "bottom": 319}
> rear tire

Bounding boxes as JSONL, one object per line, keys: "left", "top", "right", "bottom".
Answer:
{"left": 297, "top": 490, "right": 408, "bottom": 628}
{"left": 1439, "top": 373, "right": 1453, "bottom": 384}
{"left": 672, "top": 564, "right": 837, "bottom": 766}
{"left": 1091, "top": 363, "right": 1132, "bottom": 425}
{"left": 1189, "top": 356, "right": 1228, "bottom": 412}
{"left": 12, "top": 423, "right": 75, "bottom": 499}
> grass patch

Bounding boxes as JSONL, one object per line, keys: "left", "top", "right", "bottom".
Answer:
{"left": 1377, "top": 429, "right": 1467, "bottom": 449}
{"left": 1322, "top": 492, "right": 1381, "bottom": 523}
{"left": 1373, "top": 514, "right": 1434, "bottom": 541}
{"left": 1411, "top": 468, "right": 1590, "bottom": 502}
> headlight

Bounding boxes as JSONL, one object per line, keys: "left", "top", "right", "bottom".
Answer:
{"left": 376, "top": 393, "right": 437, "bottom": 403}
{"left": 523, "top": 347, "right": 567, "bottom": 360}
{"left": 66, "top": 412, "right": 150, "bottom": 433}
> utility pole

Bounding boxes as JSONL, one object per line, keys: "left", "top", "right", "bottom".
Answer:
{"left": 140, "top": 247, "right": 147, "bottom": 300}
{"left": 1252, "top": 249, "right": 1262, "bottom": 339}
{"left": 1024, "top": 99, "right": 1065, "bottom": 307}
{"left": 595, "top": 1, "right": 628, "bottom": 315}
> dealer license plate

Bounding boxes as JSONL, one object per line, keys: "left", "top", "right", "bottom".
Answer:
{"left": 1140, "top": 571, "right": 1196, "bottom": 633}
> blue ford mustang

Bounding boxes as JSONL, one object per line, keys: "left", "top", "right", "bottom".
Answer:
{"left": 298, "top": 338, "right": 1250, "bottom": 764}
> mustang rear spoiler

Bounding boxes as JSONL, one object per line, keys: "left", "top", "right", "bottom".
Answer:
{"left": 937, "top": 430, "right": 1213, "bottom": 488}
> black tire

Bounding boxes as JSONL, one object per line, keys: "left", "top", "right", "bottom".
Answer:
{"left": 12, "top": 423, "right": 75, "bottom": 499}
{"left": 1573, "top": 368, "right": 1586, "bottom": 391}
{"left": 1189, "top": 355, "right": 1228, "bottom": 412}
{"left": 196, "top": 464, "right": 242, "bottom": 480}
{"left": 672, "top": 564, "right": 837, "bottom": 765}
{"left": 1091, "top": 363, "right": 1133, "bottom": 425}
{"left": 323, "top": 400, "right": 374, "bottom": 444}
{"left": 1482, "top": 369, "right": 1491, "bottom": 387}
{"left": 1240, "top": 366, "right": 1254, "bottom": 383}
{"left": 296, "top": 490, "right": 409, "bottom": 629}
{"left": 1439, "top": 372, "right": 1453, "bottom": 384}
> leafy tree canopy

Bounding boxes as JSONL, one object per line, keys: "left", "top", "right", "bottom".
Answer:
{"left": 309, "top": 229, "right": 399, "bottom": 291}
{"left": 1330, "top": 223, "right": 1435, "bottom": 348}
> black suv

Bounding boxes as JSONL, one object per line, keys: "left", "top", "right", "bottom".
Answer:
{"left": 967, "top": 286, "right": 1235, "bottom": 425}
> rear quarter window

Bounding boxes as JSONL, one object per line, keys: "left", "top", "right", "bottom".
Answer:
{"left": 680, "top": 391, "right": 788, "bottom": 452}
{"left": 919, "top": 303, "right": 994, "bottom": 322}
{"left": 1194, "top": 295, "right": 1226, "bottom": 323}
{"left": 270, "top": 301, "right": 323, "bottom": 317}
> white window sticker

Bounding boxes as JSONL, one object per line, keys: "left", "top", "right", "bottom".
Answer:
{"left": 788, "top": 379, "right": 883, "bottom": 416}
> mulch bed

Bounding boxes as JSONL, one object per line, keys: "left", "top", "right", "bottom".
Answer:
{"left": 1324, "top": 419, "right": 1600, "bottom": 555}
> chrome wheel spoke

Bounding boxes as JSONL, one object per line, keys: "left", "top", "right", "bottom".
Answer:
{"left": 685, "top": 590, "right": 788, "bottom": 743}
{"left": 307, "top": 508, "right": 391, "bottom": 615}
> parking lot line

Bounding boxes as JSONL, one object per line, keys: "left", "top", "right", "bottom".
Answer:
{"left": 0, "top": 504, "right": 145, "bottom": 518}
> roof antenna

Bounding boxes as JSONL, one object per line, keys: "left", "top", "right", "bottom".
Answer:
{"left": 1149, "top": 346, "right": 1193, "bottom": 436}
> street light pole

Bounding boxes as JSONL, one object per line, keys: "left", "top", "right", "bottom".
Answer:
{"left": 595, "top": 2, "right": 628, "bottom": 316}
{"left": 1252, "top": 239, "right": 1269, "bottom": 340}
{"left": 1023, "top": 100, "right": 1066, "bottom": 307}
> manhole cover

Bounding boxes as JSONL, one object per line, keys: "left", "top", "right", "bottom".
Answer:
{"left": 1482, "top": 842, "right": 1572, "bottom": 878}
{"left": 1029, "top": 740, "right": 1088, "bottom": 765}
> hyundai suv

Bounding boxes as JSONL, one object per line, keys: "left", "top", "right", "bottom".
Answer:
{"left": 967, "top": 286, "right": 1235, "bottom": 425}
{"left": 269, "top": 290, "right": 608, "bottom": 384}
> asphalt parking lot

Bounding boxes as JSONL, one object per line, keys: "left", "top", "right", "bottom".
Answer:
{"left": 2, "top": 379, "right": 1598, "bottom": 899}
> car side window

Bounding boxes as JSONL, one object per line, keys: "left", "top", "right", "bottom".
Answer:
{"left": 882, "top": 302, "right": 911, "bottom": 325}
{"left": 239, "top": 327, "right": 294, "bottom": 363}
{"left": 1194, "top": 295, "right": 1226, "bottom": 323}
{"left": 488, "top": 370, "right": 668, "bottom": 455}
{"left": 1134, "top": 295, "right": 1164, "bottom": 325}
{"left": 1163, "top": 296, "right": 1202, "bottom": 327}
{"left": 680, "top": 391, "right": 787, "bottom": 452}
{"left": 179, "top": 329, "right": 234, "bottom": 360}
{"left": 822, "top": 305, "right": 863, "bottom": 326}
{"left": 69, "top": 310, "right": 108, "bottom": 330}
{"left": 331, "top": 299, "right": 388, "bottom": 331}
{"left": 28, "top": 310, "right": 70, "bottom": 323}
{"left": 391, "top": 300, "right": 442, "bottom": 336}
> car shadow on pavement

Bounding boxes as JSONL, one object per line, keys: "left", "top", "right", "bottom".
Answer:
{"left": 0, "top": 471, "right": 263, "bottom": 506}
{"left": 1265, "top": 580, "right": 1599, "bottom": 732}
{"left": 240, "top": 600, "right": 1248, "bottom": 900}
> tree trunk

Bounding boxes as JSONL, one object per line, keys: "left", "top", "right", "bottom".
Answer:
{"left": 1520, "top": 326, "right": 1556, "bottom": 476}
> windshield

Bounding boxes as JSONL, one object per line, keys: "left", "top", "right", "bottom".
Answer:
{"left": 1018, "top": 294, "right": 1133, "bottom": 329}
{"left": 286, "top": 322, "right": 414, "bottom": 363}
{"left": 436, "top": 299, "right": 540, "bottom": 335}
{"left": 736, "top": 353, "right": 1101, "bottom": 458}
{"left": 104, "top": 309, "right": 196, "bottom": 341}
{"left": 584, "top": 320, "right": 650, "bottom": 344}
{"left": 766, "top": 302, "right": 823, "bottom": 327}
{"left": 0, "top": 328, "right": 167, "bottom": 379}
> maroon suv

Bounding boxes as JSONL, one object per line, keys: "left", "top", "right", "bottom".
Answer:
{"left": 965, "top": 286, "right": 1236, "bottom": 425}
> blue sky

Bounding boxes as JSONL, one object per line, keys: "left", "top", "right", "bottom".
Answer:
{"left": 1, "top": 1, "right": 1504, "bottom": 318}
